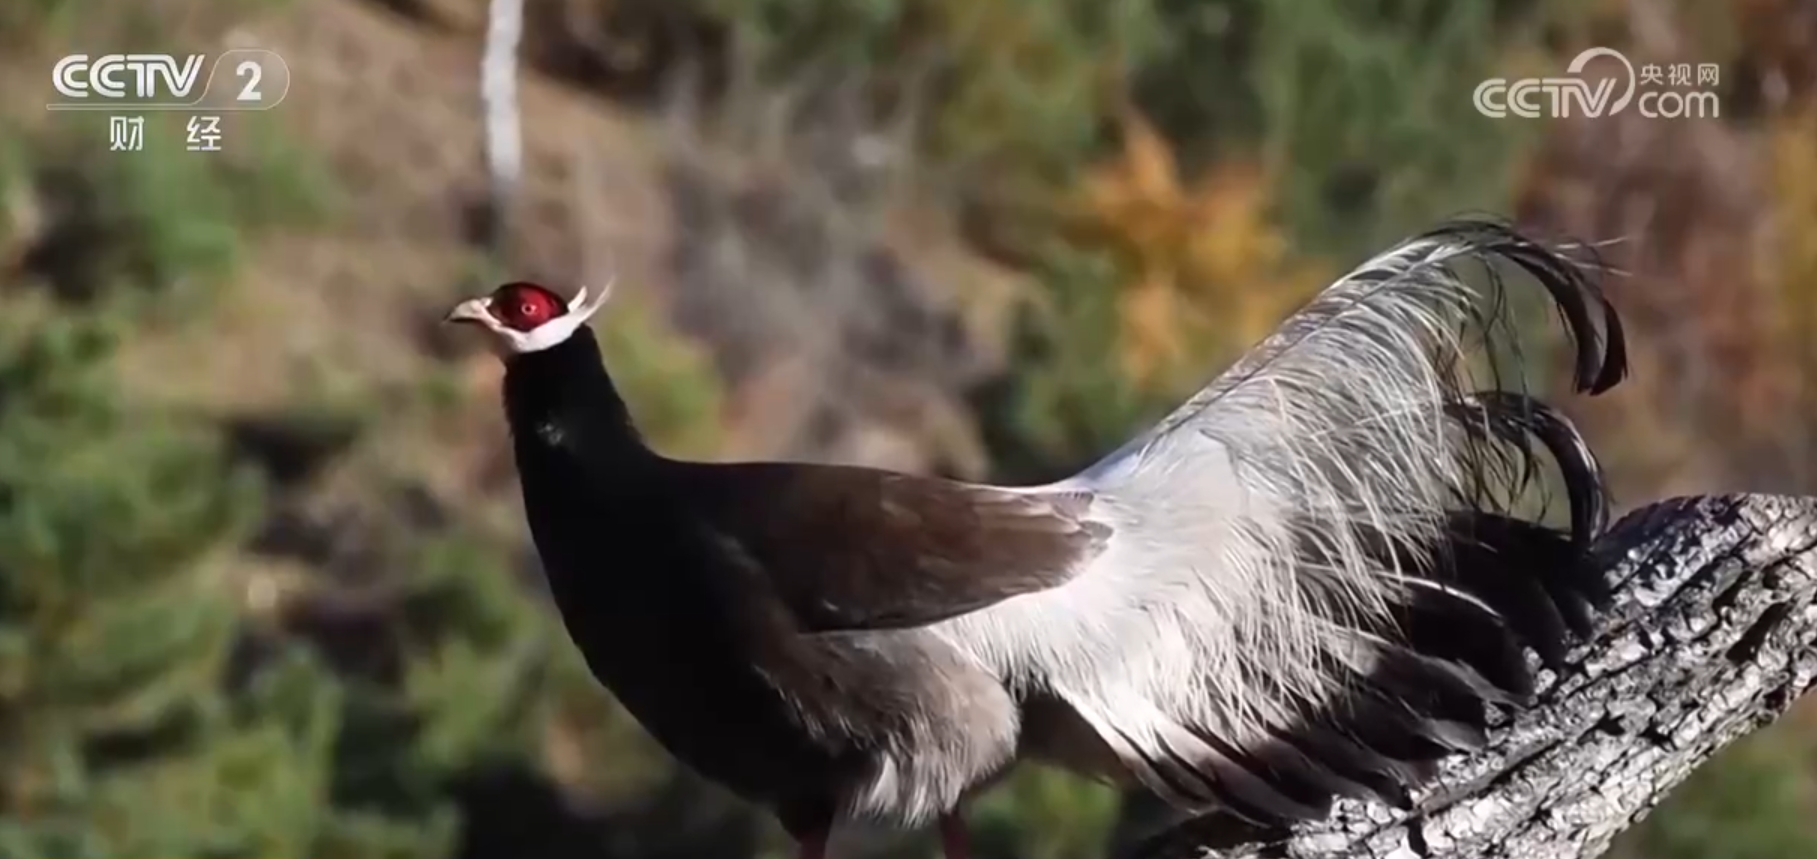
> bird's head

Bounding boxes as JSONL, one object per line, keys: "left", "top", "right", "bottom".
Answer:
{"left": 443, "top": 280, "right": 612, "bottom": 356}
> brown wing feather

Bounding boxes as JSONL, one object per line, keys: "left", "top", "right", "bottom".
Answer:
{"left": 670, "top": 461, "right": 1109, "bottom": 631}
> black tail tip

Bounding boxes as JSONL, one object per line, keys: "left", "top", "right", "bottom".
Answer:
{"left": 1419, "top": 216, "right": 1631, "bottom": 398}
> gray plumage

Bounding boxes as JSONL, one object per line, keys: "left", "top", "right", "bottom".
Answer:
{"left": 917, "top": 219, "right": 1624, "bottom": 821}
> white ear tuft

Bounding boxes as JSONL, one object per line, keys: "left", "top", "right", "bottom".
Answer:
{"left": 567, "top": 277, "right": 614, "bottom": 323}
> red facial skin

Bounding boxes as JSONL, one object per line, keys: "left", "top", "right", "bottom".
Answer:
{"left": 490, "top": 282, "right": 564, "bottom": 331}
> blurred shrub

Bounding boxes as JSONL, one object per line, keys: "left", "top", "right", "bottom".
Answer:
{"left": 1763, "top": 107, "right": 1817, "bottom": 474}
{"left": 0, "top": 0, "right": 78, "bottom": 43}
{"left": 597, "top": 291, "right": 727, "bottom": 459}
{"left": 971, "top": 242, "right": 1161, "bottom": 482}
{"left": 9, "top": 114, "right": 330, "bottom": 313}
{"left": 0, "top": 309, "right": 344, "bottom": 859}
{"left": 1068, "top": 109, "right": 1329, "bottom": 387}
{"left": 1610, "top": 724, "right": 1817, "bottom": 859}
{"left": 1228, "top": 0, "right": 1551, "bottom": 258}
{"left": 578, "top": 0, "right": 1166, "bottom": 207}
{"left": 0, "top": 86, "right": 346, "bottom": 857}
{"left": 969, "top": 763, "right": 1121, "bottom": 859}
{"left": 661, "top": 0, "right": 1556, "bottom": 256}
{"left": 0, "top": 32, "right": 491, "bottom": 858}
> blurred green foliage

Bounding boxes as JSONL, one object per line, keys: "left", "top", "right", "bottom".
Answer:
{"left": 0, "top": 310, "right": 280, "bottom": 858}
{"left": 695, "top": 0, "right": 1164, "bottom": 199}
{"left": 0, "top": 106, "right": 490, "bottom": 859}
{"left": 1612, "top": 728, "right": 1817, "bottom": 859}
{"left": 6, "top": 113, "right": 330, "bottom": 314}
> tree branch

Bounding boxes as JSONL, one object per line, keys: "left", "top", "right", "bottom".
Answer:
{"left": 1122, "top": 494, "right": 1817, "bottom": 859}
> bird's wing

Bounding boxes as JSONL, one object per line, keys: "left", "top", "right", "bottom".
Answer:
{"left": 930, "top": 219, "right": 1629, "bottom": 823}
{"left": 671, "top": 461, "right": 1109, "bottom": 632}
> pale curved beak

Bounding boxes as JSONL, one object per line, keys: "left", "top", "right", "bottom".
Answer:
{"left": 443, "top": 297, "right": 493, "bottom": 325}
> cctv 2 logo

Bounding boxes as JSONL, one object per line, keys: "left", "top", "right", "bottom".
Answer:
{"left": 49, "top": 49, "right": 292, "bottom": 111}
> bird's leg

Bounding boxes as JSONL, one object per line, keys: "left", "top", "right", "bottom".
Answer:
{"left": 796, "top": 830, "right": 828, "bottom": 859}
{"left": 938, "top": 813, "right": 972, "bottom": 859}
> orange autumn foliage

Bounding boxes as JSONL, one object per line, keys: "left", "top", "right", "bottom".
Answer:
{"left": 1068, "top": 108, "right": 1330, "bottom": 388}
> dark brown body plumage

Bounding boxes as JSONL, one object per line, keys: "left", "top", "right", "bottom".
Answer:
{"left": 502, "top": 327, "right": 1096, "bottom": 837}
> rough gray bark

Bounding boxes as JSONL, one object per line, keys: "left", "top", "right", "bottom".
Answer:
{"left": 1122, "top": 493, "right": 1817, "bottom": 859}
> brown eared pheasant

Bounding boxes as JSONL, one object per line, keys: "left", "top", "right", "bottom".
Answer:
{"left": 443, "top": 219, "right": 1628, "bottom": 859}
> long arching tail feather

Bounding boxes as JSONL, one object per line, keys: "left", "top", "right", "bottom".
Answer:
{"left": 945, "top": 218, "right": 1628, "bottom": 824}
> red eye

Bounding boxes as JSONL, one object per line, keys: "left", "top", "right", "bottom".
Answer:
{"left": 488, "top": 282, "right": 564, "bottom": 332}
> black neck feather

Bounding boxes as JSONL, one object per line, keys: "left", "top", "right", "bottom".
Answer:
{"left": 501, "top": 327, "right": 648, "bottom": 462}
